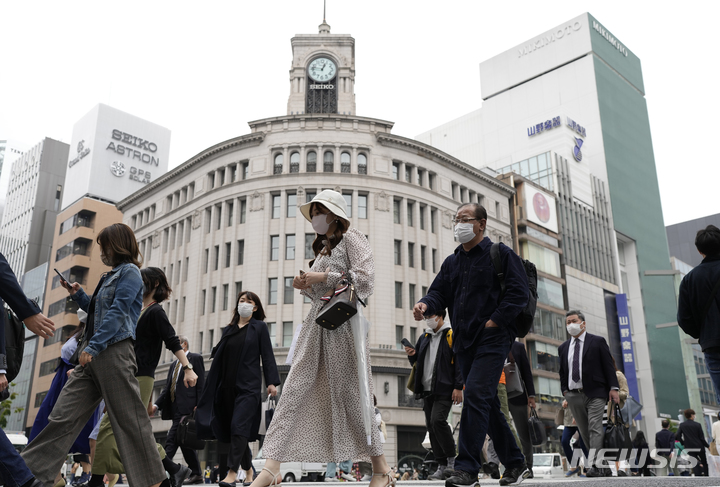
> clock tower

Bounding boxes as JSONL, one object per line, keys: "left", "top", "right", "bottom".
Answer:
{"left": 287, "top": 19, "right": 356, "bottom": 115}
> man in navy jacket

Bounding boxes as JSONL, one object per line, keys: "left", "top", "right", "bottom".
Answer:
{"left": 405, "top": 310, "right": 463, "bottom": 480}
{"left": 559, "top": 310, "right": 619, "bottom": 477}
{"left": 0, "top": 251, "right": 55, "bottom": 487}
{"left": 678, "top": 225, "right": 720, "bottom": 405}
{"left": 414, "top": 203, "right": 530, "bottom": 487}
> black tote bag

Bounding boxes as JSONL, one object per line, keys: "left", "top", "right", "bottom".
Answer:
{"left": 528, "top": 407, "right": 545, "bottom": 446}
{"left": 603, "top": 403, "right": 633, "bottom": 461}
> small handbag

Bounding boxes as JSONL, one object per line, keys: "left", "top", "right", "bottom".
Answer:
{"left": 503, "top": 362, "right": 524, "bottom": 399}
{"left": 177, "top": 412, "right": 206, "bottom": 450}
{"left": 258, "top": 395, "right": 277, "bottom": 435}
{"left": 315, "top": 274, "right": 363, "bottom": 330}
{"left": 406, "top": 363, "right": 417, "bottom": 393}
{"left": 555, "top": 407, "right": 565, "bottom": 426}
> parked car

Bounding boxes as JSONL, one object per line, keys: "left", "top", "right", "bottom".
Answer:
{"left": 253, "top": 448, "right": 326, "bottom": 482}
{"left": 6, "top": 432, "right": 28, "bottom": 453}
{"left": 532, "top": 453, "right": 565, "bottom": 478}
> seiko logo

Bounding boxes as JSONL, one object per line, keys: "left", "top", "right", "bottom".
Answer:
{"left": 310, "top": 84, "right": 334, "bottom": 90}
{"left": 517, "top": 21, "right": 582, "bottom": 58}
{"left": 111, "top": 129, "right": 158, "bottom": 152}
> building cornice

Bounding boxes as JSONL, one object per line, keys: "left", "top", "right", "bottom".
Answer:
{"left": 117, "top": 132, "right": 265, "bottom": 210}
{"left": 375, "top": 133, "right": 515, "bottom": 194}
{"left": 248, "top": 113, "right": 394, "bottom": 132}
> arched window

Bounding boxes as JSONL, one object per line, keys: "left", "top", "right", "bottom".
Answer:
{"left": 357, "top": 153, "right": 367, "bottom": 175}
{"left": 341, "top": 152, "right": 351, "bottom": 173}
{"left": 306, "top": 151, "right": 317, "bottom": 172}
{"left": 273, "top": 153, "right": 284, "bottom": 175}
{"left": 323, "top": 151, "right": 334, "bottom": 172}
{"left": 290, "top": 152, "right": 300, "bottom": 173}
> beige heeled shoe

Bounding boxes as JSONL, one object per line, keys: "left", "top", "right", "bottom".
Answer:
{"left": 260, "top": 468, "right": 281, "bottom": 487}
{"left": 371, "top": 470, "right": 396, "bottom": 487}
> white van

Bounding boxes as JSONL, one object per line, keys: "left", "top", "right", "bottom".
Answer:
{"left": 253, "top": 448, "right": 326, "bottom": 482}
{"left": 6, "top": 433, "right": 28, "bottom": 453}
{"left": 532, "top": 453, "right": 565, "bottom": 478}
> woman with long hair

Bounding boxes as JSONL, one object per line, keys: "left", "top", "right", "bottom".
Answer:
{"left": 249, "top": 190, "right": 392, "bottom": 487}
{"left": 89, "top": 267, "right": 200, "bottom": 487}
{"left": 196, "top": 291, "right": 280, "bottom": 487}
{"left": 28, "top": 309, "right": 101, "bottom": 486}
{"left": 21, "top": 223, "right": 169, "bottom": 487}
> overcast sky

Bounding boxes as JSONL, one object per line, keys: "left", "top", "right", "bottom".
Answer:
{"left": 1, "top": 1, "right": 717, "bottom": 226}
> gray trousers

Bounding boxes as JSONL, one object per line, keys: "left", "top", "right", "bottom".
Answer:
{"left": 508, "top": 402, "right": 533, "bottom": 468}
{"left": 565, "top": 391, "right": 606, "bottom": 468}
{"left": 22, "top": 339, "right": 166, "bottom": 487}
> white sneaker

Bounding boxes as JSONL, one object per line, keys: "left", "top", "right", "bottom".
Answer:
{"left": 360, "top": 475, "right": 372, "bottom": 481}
{"left": 325, "top": 477, "right": 338, "bottom": 482}
{"left": 340, "top": 473, "right": 357, "bottom": 482}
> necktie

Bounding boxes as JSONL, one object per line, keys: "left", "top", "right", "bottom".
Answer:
{"left": 572, "top": 338, "right": 581, "bottom": 383}
{"left": 170, "top": 361, "right": 182, "bottom": 402}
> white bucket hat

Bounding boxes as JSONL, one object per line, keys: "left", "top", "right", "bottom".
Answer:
{"left": 77, "top": 308, "right": 88, "bottom": 324}
{"left": 299, "top": 189, "right": 349, "bottom": 223}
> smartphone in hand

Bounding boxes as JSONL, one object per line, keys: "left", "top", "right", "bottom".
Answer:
{"left": 401, "top": 338, "right": 415, "bottom": 350}
{"left": 54, "top": 268, "right": 68, "bottom": 287}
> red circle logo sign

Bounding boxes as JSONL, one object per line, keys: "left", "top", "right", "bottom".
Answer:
{"left": 533, "top": 192, "right": 551, "bottom": 223}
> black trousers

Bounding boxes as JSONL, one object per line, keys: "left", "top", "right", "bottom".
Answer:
{"left": 166, "top": 414, "right": 201, "bottom": 476}
{"left": 226, "top": 436, "right": 252, "bottom": 473}
{"left": 423, "top": 395, "right": 456, "bottom": 465}
{"left": 508, "top": 402, "right": 533, "bottom": 468}
{"left": 688, "top": 449, "right": 708, "bottom": 476}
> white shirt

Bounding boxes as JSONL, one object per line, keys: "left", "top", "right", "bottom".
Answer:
{"left": 173, "top": 350, "right": 190, "bottom": 386}
{"left": 567, "top": 332, "right": 586, "bottom": 391}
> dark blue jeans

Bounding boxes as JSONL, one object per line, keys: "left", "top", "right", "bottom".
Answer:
{"left": 704, "top": 350, "right": 720, "bottom": 404}
{"left": 455, "top": 326, "right": 524, "bottom": 474}
{"left": 0, "top": 428, "right": 34, "bottom": 487}
{"left": 560, "top": 426, "right": 588, "bottom": 466}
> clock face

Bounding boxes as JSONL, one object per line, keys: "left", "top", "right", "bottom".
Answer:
{"left": 308, "top": 57, "right": 337, "bottom": 82}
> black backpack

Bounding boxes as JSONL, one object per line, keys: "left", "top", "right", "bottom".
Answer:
{"left": 3, "top": 307, "right": 25, "bottom": 382}
{"left": 490, "top": 243, "right": 538, "bottom": 338}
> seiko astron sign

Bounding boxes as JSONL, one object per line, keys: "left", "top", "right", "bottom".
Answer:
{"left": 61, "top": 104, "right": 171, "bottom": 210}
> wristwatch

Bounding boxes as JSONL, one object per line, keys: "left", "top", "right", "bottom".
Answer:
{"left": 182, "top": 363, "right": 194, "bottom": 371}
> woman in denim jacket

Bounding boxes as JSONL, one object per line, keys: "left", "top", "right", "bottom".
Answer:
{"left": 21, "top": 224, "right": 168, "bottom": 487}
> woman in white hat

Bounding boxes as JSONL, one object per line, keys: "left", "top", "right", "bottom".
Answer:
{"left": 251, "top": 190, "right": 393, "bottom": 487}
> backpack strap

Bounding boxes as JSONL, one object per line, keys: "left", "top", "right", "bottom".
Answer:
{"left": 490, "top": 242, "right": 506, "bottom": 301}
{"left": 445, "top": 328, "right": 454, "bottom": 363}
{"left": 701, "top": 274, "right": 720, "bottom": 325}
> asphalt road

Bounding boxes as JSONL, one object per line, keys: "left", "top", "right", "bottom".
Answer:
{"left": 201, "top": 479, "right": 720, "bottom": 487}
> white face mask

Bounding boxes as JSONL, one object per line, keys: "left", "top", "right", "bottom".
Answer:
{"left": 237, "top": 302, "right": 254, "bottom": 318}
{"left": 566, "top": 322, "right": 583, "bottom": 336}
{"left": 425, "top": 317, "right": 440, "bottom": 330}
{"left": 454, "top": 222, "right": 476, "bottom": 244}
{"left": 311, "top": 214, "right": 331, "bottom": 235}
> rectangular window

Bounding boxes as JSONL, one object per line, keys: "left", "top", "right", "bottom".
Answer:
{"left": 203, "top": 249, "right": 209, "bottom": 274}
{"left": 268, "top": 278, "right": 278, "bottom": 304}
{"left": 213, "top": 245, "right": 220, "bottom": 270}
{"left": 211, "top": 286, "right": 217, "bottom": 313}
{"left": 201, "top": 289, "right": 206, "bottom": 315}
{"left": 239, "top": 197, "right": 247, "bottom": 223}
{"left": 537, "top": 276, "right": 565, "bottom": 309}
{"left": 358, "top": 194, "right": 367, "bottom": 219}
{"left": 227, "top": 201, "right": 234, "bottom": 226}
{"left": 184, "top": 257, "right": 189, "bottom": 282}
{"left": 407, "top": 202, "right": 413, "bottom": 227}
{"left": 409, "top": 284, "right": 416, "bottom": 310}
{"left": 283, "top": 322, "right": 294, "bottom": 347}
{"left": 270, "top": 236, "right": 280, "bottom": 261}
{"left": 199, "top": 331, "right": 204, "bottom": 354}
{"left": 343, "top": 192, "right": 352, "bottom": 218}
{"left": 181, "top": 296, "right": 186, "bottom": 322}
{"left": 393, "top": 199, "right": 401, "bottom": 224}
{"left": 39, "top": 359, "right": 57, "bottom": 377}
{"left": 237, "top": 240, "right": 245, "bottom": 265}
{"left": 287, "top": 193, "right": 297, "bottom": 218}
{"left": 222, "top": 284, "right": 229, "bottom": 311}
{"left": 521, "top": 241, "right": 561, "bottom": 277}
{"left": 422, "top": 286, "right": 428, "bottom": 298}
{"left": 408, "top": 242, "right": 415, "bottom": 268}
{"left": 410, "top": 326, "right": 417, "bottom": 344}
{"left": 395, "top": 282, "right": 402, "bottom": 309}
{"left": 286, "top": 235, "right": 295, "bottom": 260}
{"left": 235, "top": 281, "right": 243, "bottom": 299}
{"left": 432, "top": 249, "right": 437, "bottom": 273}
{"left": 216, "top": 204, "right": 222, "bottom": 230}
{"left": 305, "top": 234, "right": 315, "bottom": 259}
{"left": 205, "top": 208, "right": 212, "bottom": 234}
{"left": 230, "top": 164, "right": 237, "bottom": 182}
{"left": 431, "top": 208, "right": 437, "bottom": 233}
{"left": 178, "top": 221, "right": 184, "bottom": 247}
{"left": 186, "top": 217, "right": 192, "bottom": 243}
{"left": 209, "top": 329, "right": 215, "bottom": 350}
{"left": 306, "top": 190, "right": 316, "bottom": 203}
{"left": 419, "top": 205, "right": 426, "bottom": 230}
{"left": 392, "top": 162, "right": 400, "bottom": 180}
{"left": 272, "top": 194, "right": 281, "bottom": 219}
{"left": 394, "top": 240, "right": 402, "bottom": 265}
{"left": 267, "top": 322, "right": 276, "bottom": 347}
{"left": 405, "top": 166, "right": 411, "bottom": 183}
{"left": 242, "top": 161, "right": 249, "bottom": 180}
{"left": 421, "top": 245, "right": 426, "bottom": 270}
{"left": 163, "top": 228, "right": 169, "bottom": 253}
{"left": 225, "top": 242, "right": 231, "bottom": 268}
{"left": 284, "top": 277, "right": 294, "bottom": 304}
{"left": 396, "top": 325, "right": 404, "bottom": 350}
{"left": 35, "top": 391, "right": 48, "bottom": 408}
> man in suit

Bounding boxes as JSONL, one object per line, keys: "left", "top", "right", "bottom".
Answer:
{"left": 154, "top": 336, "right": 206, "bottom": 484}
{"left": 676, "top": 408, "right": 709, "bottom": 476}
{"left": 655, "top": 419, "right": 675, "bottom": 475}
{"left": 0, "top": 251, "right": 55, "bottom": 487}
{"left": 559, "top": 310, "right": 619, "bottom": 477}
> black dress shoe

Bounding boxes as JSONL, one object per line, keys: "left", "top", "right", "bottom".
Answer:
{"left": 172, "top": 466, "right": 191, "bottom": 487}
{"left": 218, "top": 482, "right": 237, "bottom": 487}
{"left": 444, "top": 470, "right": 478, "bottom": 487}
{"left": 585, "top": 467, "right": 602, "bottom": 477}
{"left": 187, "top": 475, "right": 204, "bottom": 485}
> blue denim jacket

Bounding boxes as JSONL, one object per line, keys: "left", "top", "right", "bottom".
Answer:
{"left": 72, "top": 263, "right": 143, "bottom": 357}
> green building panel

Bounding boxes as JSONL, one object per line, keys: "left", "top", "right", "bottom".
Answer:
{"left": 592, "top": 45, "right": 688, "bottom": 417}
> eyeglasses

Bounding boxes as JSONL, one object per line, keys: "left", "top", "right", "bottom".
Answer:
{"left": 452, "top": 218, "right": 477, "bottom": 224}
